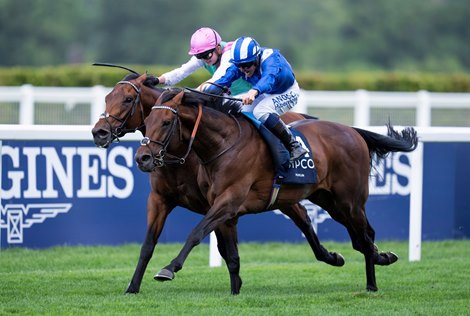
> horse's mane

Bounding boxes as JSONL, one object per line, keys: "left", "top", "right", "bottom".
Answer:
{"left": 123, "top": 73, "right": 161, "bottom": 90}
{"left": 159, "top": 88, "right": 242, "bottom": 116}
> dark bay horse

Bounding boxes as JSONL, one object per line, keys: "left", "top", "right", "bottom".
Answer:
{"left": 92, "top": 73, "right": 344, "bottom": 294}
{"left": 135, "top": 88, "right": 419, "bottom": 292}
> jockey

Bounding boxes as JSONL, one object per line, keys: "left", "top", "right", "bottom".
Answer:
{"left": 205, "top": 36, "right": 308, "bottom": 162}
{"left": 157, "top": 27, "right": 251, "bottom": 96}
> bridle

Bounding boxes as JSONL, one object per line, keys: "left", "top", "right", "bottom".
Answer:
{"left": 139, "top": 103, "right": 203, "bottom": 168}
{"left": 99, "top": 80, "right": 146, "bottom": 143}
{"left": 139, "top": 93, "right": 242, "bottom": 168}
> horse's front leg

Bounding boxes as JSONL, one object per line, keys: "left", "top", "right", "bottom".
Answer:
{"left": 125, "top": 192, "right": 172, "bottom": 294}
{"left": 154, "top": 198, "right": 239, "bottom": 288}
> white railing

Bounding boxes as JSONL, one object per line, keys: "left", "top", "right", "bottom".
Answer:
{"left": 0, "top": 85, "right": 109, "bottom": 125}
{"left": 295, "top": 89, "right": 470, "bottom": 127}
{"left": 1, "top": 85, "right": 470, "bottom": 126}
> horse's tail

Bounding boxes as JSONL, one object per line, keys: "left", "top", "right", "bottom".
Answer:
{"left": 353, "top": 123, "right": 418, "bottom": 161}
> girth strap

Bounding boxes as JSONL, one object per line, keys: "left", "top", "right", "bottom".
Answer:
{"left": 265, "top": 176, "right": 284, "bottom": 209}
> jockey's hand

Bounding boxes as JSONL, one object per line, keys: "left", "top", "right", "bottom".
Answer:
{"left": 157, "top": 76, "right": 165, "bottom": 84}
{"left": 201, "top": 82, "right": 226, "bottom": 96}
{"left": 198, "top": 82, "right": 211, "bottom": 91}
{"left": 242, "top": 89, "right": 259, "bottom": 105}
{"left": 148, "top": 75, "right": 159, "bottom": 86}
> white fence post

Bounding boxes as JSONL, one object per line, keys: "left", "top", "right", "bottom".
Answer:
{"left": 91, "top": 85, "right": 107, "bottom": 124}
{"left": 19, "top": 84, "right": 34, "bottom": 125}
{"left": 0, "top": 140, "right": 2, "bottom": 250}
{"left": 354, "top": 89, "right": 370, "bottom": 126}
{"left": 409, "top": 141, "right": 424, "bottom": 261}
{"left": 209, "top": 231, "right": 222, "bottom": 267}
{"left": 417, "top": 90, "right": 431, "bottom": 127}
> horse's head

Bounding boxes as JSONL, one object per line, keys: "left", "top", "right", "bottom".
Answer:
{"left": 135, "top": 89, "right": 188, "bottom": 172}
{"left": 91, "top": 73, "right": 160, "bottom": 148}
{"left": 135, "top": 88, "right": 242, "bottom": 172}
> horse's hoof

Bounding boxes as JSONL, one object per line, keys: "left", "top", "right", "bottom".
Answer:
{"left": 380, "top": 251, "right": 399, "bottom": 265}
{"left": 332, "top": 252, "right": 345, "bottom": 267}
{"left": 388, "top": 252, "right": 399, "bottom": 264}
{"left": 124, "top": 289, "right": 138, "bottom": 295}
{"left": 230, "top": 276, "right": 242, "bottom": 295}
{"left": 366, "top": 285, "right": 378, "bottom": 292}
{"left": 154, "top": 268, "right": 175, "bottom": 282}
{"left": 125, "top": 282, "right": 139, "bottom": 294}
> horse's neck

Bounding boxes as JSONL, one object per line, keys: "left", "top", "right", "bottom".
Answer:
{"left": 179, "top": 107, "right": 240, "bottom": 164}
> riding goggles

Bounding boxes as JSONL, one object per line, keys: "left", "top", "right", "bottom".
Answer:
{"left": 195, "top": 49, "right": 215, "bottom": 60}
{"left": 235, "top": 60, "right": 256, "bottom": 69}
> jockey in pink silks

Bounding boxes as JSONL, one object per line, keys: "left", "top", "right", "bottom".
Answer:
{"left": 157, "top": 27, "right": 251, "bottom": 96}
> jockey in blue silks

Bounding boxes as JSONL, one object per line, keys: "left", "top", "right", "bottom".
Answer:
{"left": 205, "top": 36, "right": 307, "bottom": 162}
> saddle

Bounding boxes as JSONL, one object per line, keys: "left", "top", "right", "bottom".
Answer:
{"left": 241, "top": 112, "right": 317, "bottom": 185}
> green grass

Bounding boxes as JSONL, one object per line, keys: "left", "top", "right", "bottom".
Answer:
{"left": 1, "top": 241, "right": 469, "bottom": 315}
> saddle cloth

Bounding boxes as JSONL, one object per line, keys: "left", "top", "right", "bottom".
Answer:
{"left": 241, "top": 112, "right": 317, "bottom": 185}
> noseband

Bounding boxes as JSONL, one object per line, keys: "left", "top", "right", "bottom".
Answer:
{"left": 140, "top": 103, "right": 203, "bottom": 168}
{"left": 99, "top": 80, "right": 145, "bottom": 143}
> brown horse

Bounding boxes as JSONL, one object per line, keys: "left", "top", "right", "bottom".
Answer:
{"left": 92, "top": 73, "right": 344, "bottom": 294}
{"left": 135, "top": 88, "right": 418, "bottom": 292}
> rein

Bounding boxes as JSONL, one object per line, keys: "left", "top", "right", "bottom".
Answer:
{"left": 140, "top": 103, "right": 203, "bottom": 167}
{"left": 185, "top": 86, "right": 243, "bottom": 102}
{"left": 99, "top": 80, "right": 145, "bottom": 142}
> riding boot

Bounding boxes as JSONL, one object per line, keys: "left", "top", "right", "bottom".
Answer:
{"left": 264, "top": 114, "right": 308, "bottom": 162}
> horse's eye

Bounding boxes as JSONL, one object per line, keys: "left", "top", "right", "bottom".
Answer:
{"left": 124, "top": 96, "right": 133, "bottom": 103}
{"left": 162, "top": 120, "right": 171, "bottom": 126}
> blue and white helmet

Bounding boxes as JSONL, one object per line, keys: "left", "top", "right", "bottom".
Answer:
{"left": 230, "top": 36, "right": 261, "bottom": 64}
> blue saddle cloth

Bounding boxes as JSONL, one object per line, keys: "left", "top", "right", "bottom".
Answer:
{"left": 242, "top": 112, "right": 317, "bottom": 185}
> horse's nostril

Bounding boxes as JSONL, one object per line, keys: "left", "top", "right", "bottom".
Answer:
{"left": 135, "top": 153, "right": 154, "bottom": 172}
{"left": 135, "top": 153, "right": 150, "bottom": 164}
{"left": 141, "top": 154, "right": 151, "bottom": 162}
{"left": 97, "top": 129, "right": 110, "bottom": 138}
{"left": 92, "top": 127, "right": 110, "bottom": 138}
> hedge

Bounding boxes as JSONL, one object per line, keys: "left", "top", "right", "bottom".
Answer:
{"left": 0, "top": 64, "right": 469, "bottom": 92}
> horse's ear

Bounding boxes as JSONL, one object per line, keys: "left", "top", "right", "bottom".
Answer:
{"left": 172, "top": 90, "right": 185, "bottom": 104}
{"left": 136, "top": 73, "right": 148, "bottom": 85}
